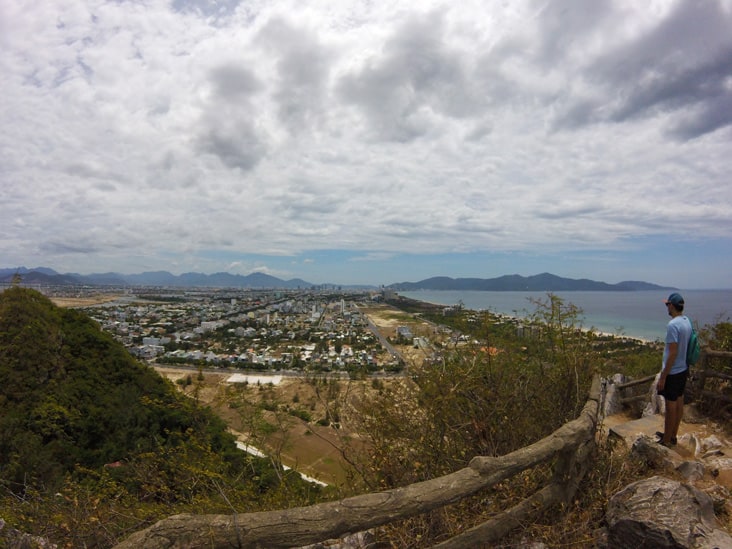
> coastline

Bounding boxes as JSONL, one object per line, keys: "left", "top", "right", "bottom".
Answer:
{"left": 389, "top": 292, "right": 656, "bottom": 344}
{"left": 394, "top": 288, "right": 732, "bottom": 342}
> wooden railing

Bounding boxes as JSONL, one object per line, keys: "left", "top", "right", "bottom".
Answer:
{"left": 616, "top": 374, "right": 657, "bottom": 406}
{"left": 616, "top": 348, "right": 732, "bottom": 410}
{"left": 114, "top": 376, "right": 602, "bottom": 549}
{"left": 694, "top": 349, "right": 732, "bottom": 411}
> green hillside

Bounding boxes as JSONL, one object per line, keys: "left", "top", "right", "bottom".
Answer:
{"left": 0, "top": 287, "right": 232, "bottom": 485}
{"left": 0, "top": 287, "right": 321, "bottom": 546}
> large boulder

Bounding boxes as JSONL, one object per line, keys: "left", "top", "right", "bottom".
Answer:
{"left": 606, "top": 476, "right": 732, "bottom": 548}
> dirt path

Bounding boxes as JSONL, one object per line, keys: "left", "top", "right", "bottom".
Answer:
{"left": 606, "top": 407, "right": 732, "bottom": 491}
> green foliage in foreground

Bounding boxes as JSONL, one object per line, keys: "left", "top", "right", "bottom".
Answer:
{"left": 339, "top": 296, "right": 653, "bottom": 545}
{"left": 0, "top": 288, "right": 325, "bottom": 546}
{"left": 3, "top": 287, "right": 727, "bottom": 547}
{"left": 359, "top": 294, "right": 730, "bottom": 546}
{"left": 0, "top": 287, "right": 237, "bottom": 488}
{"left": 353, "top": 295, "right": 609, "bottom": 490}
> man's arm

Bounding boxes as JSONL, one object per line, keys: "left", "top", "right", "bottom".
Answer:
{"left": 658, "top": 342, "right": 678, "bottom": 391}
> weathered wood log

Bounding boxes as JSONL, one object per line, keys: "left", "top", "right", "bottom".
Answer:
{"left": 619, "top": 394, "right": 649, "bottom": 405}
{"left": 616, "top": 375, "right": 656, "bottom": 390}
{"left": 431, "top": 437, "right": 596, "bottom": 548}
{"left": 114, "top": 377, "right": 601, "bottom": 549}
{"left": 698, "top": 390, "right": 732, "bottom": 405}
{"left": 702, "top": 370, "right": 732, "bottom": 381}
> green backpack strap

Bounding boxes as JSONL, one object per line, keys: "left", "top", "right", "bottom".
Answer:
{"left": 686, "top": 317, "right": 701, "bottom": 366}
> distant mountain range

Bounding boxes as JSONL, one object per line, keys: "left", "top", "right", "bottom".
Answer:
{"left": 0, "top": 267, "right": 315, "bottom": 289}
{"left": 388, "top": 273, "right": 675, "bottom": 292}
{"left": 2, "top": 267, "right": 674, "bottom": 291}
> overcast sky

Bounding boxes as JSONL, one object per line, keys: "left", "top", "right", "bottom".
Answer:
{"left": 2, "top": 0, "right": 732, "bottom": 288}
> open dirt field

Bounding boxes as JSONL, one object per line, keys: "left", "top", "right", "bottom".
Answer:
{"left": 156, "top": 367, "right": 400, "bottom": 488}
{"left": 357, "top": 302, "right": 448, "bottom": 366}
{"left": 51, "top": 295, "right": 121, "bottom": 307}
{"left": 155, "top": 304, "right": 438, "bottom": 488}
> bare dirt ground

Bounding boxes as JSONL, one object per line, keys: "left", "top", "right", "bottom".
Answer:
{"left": 155, "top": 304, "right": 438, "bottom": 488}
{"left": 357, "top": 302, "right": 447, "bottom": 367}
{"left": 51, "top": 295, "right": 121, "bottom": 307}
{"left": 156, "top": 367, "right": 402, "bottom": 488}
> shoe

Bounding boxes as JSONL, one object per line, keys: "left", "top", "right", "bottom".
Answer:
{"left": 655, "top": 431, "right": 677, "bottom": 445}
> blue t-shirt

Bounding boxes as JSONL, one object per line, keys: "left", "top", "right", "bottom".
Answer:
{"left": 663, "top": 315, "right": 692, "bottom": 374}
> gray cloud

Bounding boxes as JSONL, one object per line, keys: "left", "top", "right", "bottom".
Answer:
{"left": 1, "top": 0, "right": 731, "bottom": 286}
{"left": 40, "top": 241, "right": 100, "bottom": 255}
{"left": 257, "top": 18, "right": 333, "bottom": 133}
{"left": 195, "top": 104, "right": 268, "bottom": 171}
{"left": 209, "top": 64, "right": 261, "bottom": 101}
{"left": 337, "top": 10, "right": 478, "bottom": 141}
{"left": 533, "top": 0, "right": 618, "bottom": 65}
{"left": 670, "top": 92, "right": 732, "bottom": 140}
{"left": 552, "top": 0, "right": 732, "bottom": 139}
{"left": 172, "top": 0, "right": 241, "bottom": 19}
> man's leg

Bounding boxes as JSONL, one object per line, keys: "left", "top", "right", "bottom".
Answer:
{"left": 670, "top": 396, "right": 684, "bottom": 440}
{"left": 662, "top": 399, "right": 677, "bottom": 445}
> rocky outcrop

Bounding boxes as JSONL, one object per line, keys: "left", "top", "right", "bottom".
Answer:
{"left": 601, "top": 374, "right": 627, "bottom": 417}
{"left": 0, "top": 518, "right": 56, "bottom": 549}
{"left": 606, "top": 476, "right": 732, "bottom": 548}
{"left": 606, "top": 406, "right": 732, "bottom": 548}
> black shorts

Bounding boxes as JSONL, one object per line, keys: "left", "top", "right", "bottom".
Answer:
{"left": 658, "top": 369, "right": 689, "bottom": 402}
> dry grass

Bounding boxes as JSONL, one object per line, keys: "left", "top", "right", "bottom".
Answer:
{"left": 51, "top": 295, "right": 121, "bottom": 307}
{"left": 157, "top": 367, "right": 403, "bottom": 489}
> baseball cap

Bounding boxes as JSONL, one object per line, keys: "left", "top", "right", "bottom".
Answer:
{"left": 664, "top": 293, "right": 684, "bottom": 307}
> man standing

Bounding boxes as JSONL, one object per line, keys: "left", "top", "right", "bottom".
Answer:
{"left": 657, "top": 292, "right": 692, "bottom": 446}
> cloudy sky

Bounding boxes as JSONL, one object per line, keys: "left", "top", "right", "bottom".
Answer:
{"left": 2, "top": 0, "right": 732, "bottom": 288}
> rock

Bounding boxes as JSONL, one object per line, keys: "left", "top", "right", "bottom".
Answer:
{"left": 602, "top": 374, "right": 627, "bottom": 417}
{"left": 0, "top": 518, "right": 57, "bottom": 549}
{"left": 681, "top": 404, "right": 706, "bottom": 425}
{"left": 700, "top": 484, "right": 731, "bottom": 515}
{"left": 705, "top": 456, "right": 732, "bottom": 482}
{"left": 643, "top": 372, "right": 665, "bottom": 417}
{"left": 675, "top": 460, "right": 705, "bottom": 482}
{"left": 630, "top": 435, "right": 677, "bottom": 469}
{"left": 696, "top": 435, "right": 724, "bottom": 458}
{"left": 606, "top": 476, "right": 732, "bottom": 549}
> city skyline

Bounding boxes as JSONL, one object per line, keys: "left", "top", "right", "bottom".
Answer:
{"left": 3, "top": 1, "right": 732, "bottom": 289}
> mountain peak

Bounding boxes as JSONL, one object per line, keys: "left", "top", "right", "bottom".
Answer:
{"left": 388, "top": 273, "right": 674, "bottom": 292}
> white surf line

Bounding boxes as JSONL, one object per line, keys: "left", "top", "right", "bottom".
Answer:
{"left": 235, "top": 441, "right": 328, "bottom": 486}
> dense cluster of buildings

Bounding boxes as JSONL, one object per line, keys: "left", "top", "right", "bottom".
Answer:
{"left": 81, "top": 288, "right": 403, "bottom": 374}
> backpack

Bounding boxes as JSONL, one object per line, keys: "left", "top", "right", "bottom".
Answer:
{"left": 686, "top": 320, "right": 701, "bottom": 366}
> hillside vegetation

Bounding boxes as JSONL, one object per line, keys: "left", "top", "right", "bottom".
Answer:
{"left": 2, "top": 286, "right": 729, "bottom": 547}
{"left": 0, "top": 288, "right": 326, "bottom": 547}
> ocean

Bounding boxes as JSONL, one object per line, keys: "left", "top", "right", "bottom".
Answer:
{"left": 397, "top": 290, "right": 732, "bottom": 342}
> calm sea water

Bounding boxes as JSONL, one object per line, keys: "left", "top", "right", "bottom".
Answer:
{"left": 398, "top": 290, "right": 732, "bottom": 341}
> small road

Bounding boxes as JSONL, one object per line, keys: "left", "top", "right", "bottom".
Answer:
{"left": 363, "top": 316, "right": 403, "bottom": 363}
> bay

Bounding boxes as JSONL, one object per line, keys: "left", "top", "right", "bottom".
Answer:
{"left": 397, "top": 290, "right": 732, "bottom": 342}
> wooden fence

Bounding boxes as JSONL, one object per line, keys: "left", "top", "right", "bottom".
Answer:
{"left": 616, "top": 349, "right": 732, "bottom": 412}
{"left": 114, "top": 376, "right": 602, "bottom": 549}
{"left": 693, "top": 349, "right": 732, "bottom": 412}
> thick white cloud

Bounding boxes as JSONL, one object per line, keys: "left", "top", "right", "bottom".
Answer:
{"left": 1, "top": 0, "right": 731, "bottom": 286}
